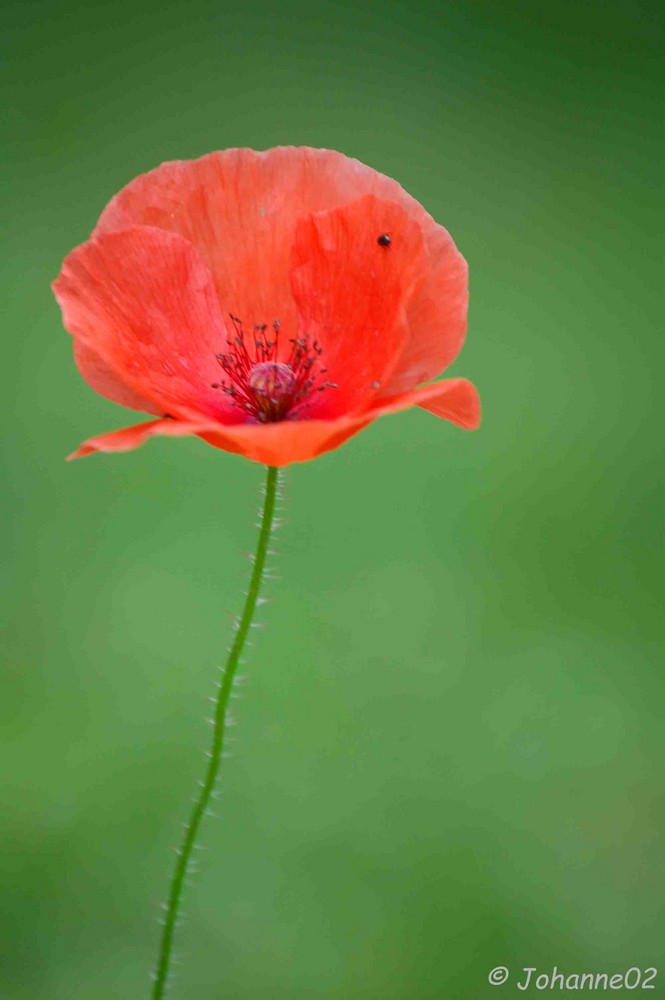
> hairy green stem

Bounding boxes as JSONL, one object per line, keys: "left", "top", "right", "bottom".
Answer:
{"left": 151, "top": 465, "right": 280, "bottom": 999}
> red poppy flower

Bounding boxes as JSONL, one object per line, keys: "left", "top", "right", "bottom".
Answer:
{"left": 53, "top": 147, "right": 480, "bottom": 466}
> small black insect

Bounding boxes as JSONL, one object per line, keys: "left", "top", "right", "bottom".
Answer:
{"left": 377, "top": 233, "right": 392, "bottom": 247}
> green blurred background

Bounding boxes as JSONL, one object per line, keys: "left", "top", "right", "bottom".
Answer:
{"left": 2, "top": 0, "right": 663, "bottom": 996}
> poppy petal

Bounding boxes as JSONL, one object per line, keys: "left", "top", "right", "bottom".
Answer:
{"left": 289, "top": 194, "right": 426, "bottom": 415}
{"left": 68, "top": 377, "right": 479, "bottom": 465}
{"left": 53, "top": 227, "right": 236, "bottom": 422}
{"left": 73, "top": 340, "right": 163, "bottom": 415}
{"left": 92, "top": 148, "right": 467, "bottom": 385}
{"left": 380, "top": 229, "right": 468, "bottom": 395}
{"left": 66, "top": 417, "right": 366, "bottom": 464}
{"left": 67, "top": 419, "right": 186, "bottom": 460}
{"left": 394, "top": 376, "right": 480, "bottom": 429}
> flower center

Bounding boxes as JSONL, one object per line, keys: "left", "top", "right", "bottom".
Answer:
{"left": 212, "top": 315, "right": 336, "bottom": 423}
{"left": 247, "top": 362, "right": 296, "bottom": 423}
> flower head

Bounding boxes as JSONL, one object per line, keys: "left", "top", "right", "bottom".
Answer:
{"left": 53, "top": 147, "right": 480, "bottom": 465}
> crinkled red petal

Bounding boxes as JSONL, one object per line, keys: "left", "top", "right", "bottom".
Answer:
{"left": 289, "top": 194, "right": 426, "bottom": 415}
{"left": 67, "top": 378, "right": 479, "bottom": 466}
{"left": 92, "top": 147, "right": 468, "bottom": 392}
{"left": 379, "top": 226, "right": 468, "bottom": 396}
{"left": 72, "top": 340, "right": 163, "bottom": 415}
{"left": 53, "top": 227, "right": 238, "bottom": 423}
